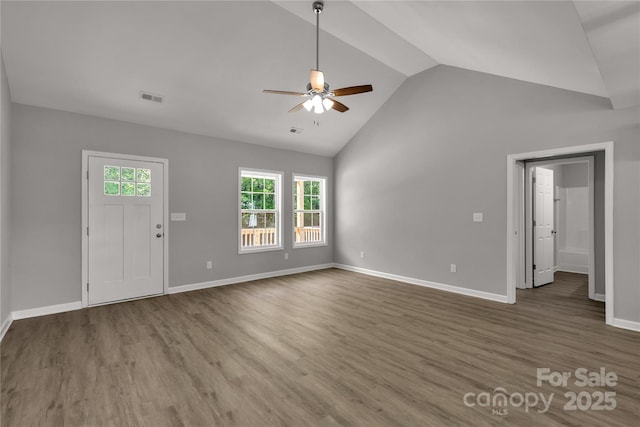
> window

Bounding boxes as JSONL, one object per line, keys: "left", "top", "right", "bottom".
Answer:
{"left": 239, "top": 169, "right": 282, "bottom": 252}
{"left": 103, "top": 165, "right": 151, "bottom": 197}
{"left": 293, "top": 175, "right": 326, "bottom": 247}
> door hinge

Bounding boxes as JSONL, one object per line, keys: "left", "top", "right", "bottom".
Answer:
{"left": 87, "top": 282, "right": 89, "bottom": 292}
{"left": 532, "top": 177, "right": 536, "bottom": 184}
{"left": 87, "top": 226, "right": 89, "bottom": 236}
{"left": 533, "top": 264, "right": 536, "bottom": 270}
{"left": 86, "top": 170, "right": 89, "bottom": 180}
{"left": 533, "top": 220, "right": 536, "bottom": 226}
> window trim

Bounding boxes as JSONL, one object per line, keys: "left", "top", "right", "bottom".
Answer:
{"left": 292, "top": 173, "right": 327, "bottom": 248}
{"left": 238, "top": 167, "right": 284, "bottom": 254}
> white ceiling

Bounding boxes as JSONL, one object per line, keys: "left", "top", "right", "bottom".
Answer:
{"left": 2, "top": 1, "right": 638, "bottom": 157}
{"left": 573, "top": 1, "right": 640, "bottom": 109}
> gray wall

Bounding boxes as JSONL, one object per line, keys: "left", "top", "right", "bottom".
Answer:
{"left": 1, "top": 55, "right": 11, "bottom": 326}
{"left": 559, "top": 156, "right": 606, "bottom": 295}
{"left": 335, "top": 65, "right": 640, "bottom": 323}
{"left": 10, "top": 104, "right": 333, "bottom": 311}
{"left": 562, "top": 162, "right": 588, "bottom": 188}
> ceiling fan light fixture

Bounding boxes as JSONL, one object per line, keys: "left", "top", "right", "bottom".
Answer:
{"left": 303, "top": 98, "right": 314, "bottom": 111}
{"left": 312, "top": 94, "right": 324, "bottom": 113}
{"left": 310, "top": 69, "right": 324, "bottom": 92}
{"left": 262, "top": 1, "right": 372, "bottom": 114}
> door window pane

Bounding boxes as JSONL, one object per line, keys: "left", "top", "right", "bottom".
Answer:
{"left": 104, "top": 166, "right": 120, "bottom": 181}
{"left": 103, "top": 166, "right": 153, "bottom": 197}
{"left": 137, "top": 183, "right": 151, "bottom": 197}
{"left": 104, "top": 181, "right": 120, "bottom": 195}
{"left": 137, "top": 168, "right": 151, "bottom": 183}
{"left": 121, "top": 182, "right": 135, "bottom": 196}
{"left": 121, "top": 167, "right": 135, "bottom": 182}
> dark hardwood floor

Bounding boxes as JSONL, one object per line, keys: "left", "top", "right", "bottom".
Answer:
{"left": 1, "top": 269, "right": 638, "bottom": 426}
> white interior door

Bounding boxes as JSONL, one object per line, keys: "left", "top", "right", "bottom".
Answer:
{"left": 534, "top": 167, "right": 554, "bottom": 286}
{"left": 88, "top": 156, "right": 164, "bottom": 305}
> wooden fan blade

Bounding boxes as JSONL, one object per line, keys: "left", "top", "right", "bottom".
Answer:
{"left": 332, "top": 85, "right": 373, "bottom": 97}
{"left": 329, "top": 98, "right": 349, "bottom": 113}
{"left": 288, "top": 102, "right": 306, "bottom": 113}
{"left": 263, "top": 90, "right": 307, "bottom": 96}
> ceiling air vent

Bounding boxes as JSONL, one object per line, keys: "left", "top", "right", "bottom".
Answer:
{"left": 139, "top": 91, "right": 164, "bottom": 103}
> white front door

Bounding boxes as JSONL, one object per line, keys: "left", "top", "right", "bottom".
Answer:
{"left": 88, "top": 155, "right": 164, "bottom": 305}
{"left": 534, "top": 167, "right": 554, "bottom": 286}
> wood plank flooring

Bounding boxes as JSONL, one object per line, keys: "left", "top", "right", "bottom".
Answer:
{"left": 1, "top": 269, "right": 638, "bottom": 426}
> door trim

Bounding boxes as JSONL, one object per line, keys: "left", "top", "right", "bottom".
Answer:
{"left": 506, "top": 141, "right": 613, "bottom": 326}
{"left": 514, "top": 161, "right": 525, "bottom": 289}
{"left": 82, "top": 150, "right": 169, "bottom": 308}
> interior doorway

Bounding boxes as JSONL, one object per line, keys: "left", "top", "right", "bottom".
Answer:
{"left": 506, "top": 142, "right": 613, "bottom": 326}
{"left": 522, "top": 158, "right": 597, "bottom": 300}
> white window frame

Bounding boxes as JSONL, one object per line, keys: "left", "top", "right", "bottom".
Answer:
{"left": 292, "top": 174, "right": 327, "bottom": 248}
{"left": 238, "top": 168, "right": 283, "bottom": 254}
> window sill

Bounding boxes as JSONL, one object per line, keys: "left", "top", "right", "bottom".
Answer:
{"left": 239, "top": 245, "right": 283, "bottom": 255}
{"left": 293, "top": 242, "right": 328, "bottom": 249}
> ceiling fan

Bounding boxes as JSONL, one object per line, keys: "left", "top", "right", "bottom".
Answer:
{"left": 263, "top": 1, "right": 373, "bottom": 114}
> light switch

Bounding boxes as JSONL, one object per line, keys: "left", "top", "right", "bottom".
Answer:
{"left": 473, "top": 213, "right": 483, "bottom": 223}
{"left": 171, "top": 212, "right": 186, "bottom": 221}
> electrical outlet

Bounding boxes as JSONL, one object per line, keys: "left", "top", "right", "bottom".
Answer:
{"left": 360, "top": 251, "right": 365, "bottom": 259}
{"left": 451, "top": 264, "right": 457, "bottom": 273}
{"left": 206, "top": 261, "right": 212, "bottom": 269}
{"left": 284, "top": 253, "right": 289, "bottom": 260}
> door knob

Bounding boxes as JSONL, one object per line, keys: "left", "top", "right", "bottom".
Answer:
{"left": 156, "top": 233, "right": 163, "bottom": 238}
{"left": 156, "top": 224, "right": 162, "bottom": 229}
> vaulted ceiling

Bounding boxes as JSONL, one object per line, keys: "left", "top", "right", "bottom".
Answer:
{"left": 2, "top": 1, "right": 638, "bottom": 156}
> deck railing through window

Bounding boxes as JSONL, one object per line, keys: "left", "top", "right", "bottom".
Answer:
{"left": 241, "top": 228, "right": 276, "bottom": 248}
{"left": 295, "top": 226, "right": 321, "bottom": 244}
{"left": 240, "top": 227, "right": 321, "bottom": 248}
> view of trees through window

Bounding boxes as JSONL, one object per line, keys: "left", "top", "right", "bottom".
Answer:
{"left": 240, "top": 171, "right": 280, "bottom": 251}
{"left": 103, "top": 165, "right": 151, "bottom": 197}
{"left": 294, "top": 176, "right": 325, "bottom": 246}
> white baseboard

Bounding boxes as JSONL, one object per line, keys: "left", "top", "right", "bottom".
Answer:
{"left": 12, "top": 301, "right": 82, "bottom": 320}
{"left": 0, "top": 314, "right": 13, "bottom": 342}
{"left": 168, "top": 263, "right": 335, "bottom": 294}
{"left": 5, "top": 265, "right": 334, "bottom": 324}
{"left": 557, "top": 267, "right": 589, "bottom": 274}
{"left": 610, "top": 317, "right": 640, "bottom": 332}
{"left": 592, "top": 293, "right": 606, "bottom": 302}
{"left": 334, "top": 264, "right": 509, "bottom": 304}
{"left": 7, "top": 265, "right": 633, "bottom": 334}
